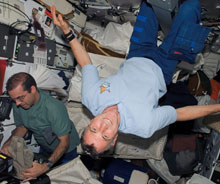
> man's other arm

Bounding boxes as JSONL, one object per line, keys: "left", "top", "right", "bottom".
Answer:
{"left": 47, "top": 134, "right": 70, "bottom": 164}
{"left": 176, "top": 104, "right": 220, "bottom": 121}
{"left": 0, "top": 126, "right": 28, "bottom": 155}
{"left": 20, "top": 134, "right": 70, "bottom": 182}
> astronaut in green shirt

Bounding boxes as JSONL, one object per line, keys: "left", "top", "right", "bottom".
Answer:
{"left": 0, "top": 72, "right": 80, "bottom": 182}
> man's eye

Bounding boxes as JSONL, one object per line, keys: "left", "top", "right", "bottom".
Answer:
{"left": 18, "top": 96, "right": 24, "bottom": 101}
{"left": 103, "top": 135, "right": 110, "bottom": 140}
{"left": 91, "top": 127, "right": 96, "bottom": 132}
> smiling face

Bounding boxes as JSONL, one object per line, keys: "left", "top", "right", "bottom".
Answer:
{"left": 8, "top": 84, "right": 39, "bottom": 109}
{"left": 82, "top": 105, "right": 120, "bottom": 154}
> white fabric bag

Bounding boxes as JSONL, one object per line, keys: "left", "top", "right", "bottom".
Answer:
{"left": 47, "top": 156, "right": 102, "bottom": 184}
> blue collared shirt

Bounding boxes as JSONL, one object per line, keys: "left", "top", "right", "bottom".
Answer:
{"left": 81, "top": 57, "right": 177, "bottom": 138}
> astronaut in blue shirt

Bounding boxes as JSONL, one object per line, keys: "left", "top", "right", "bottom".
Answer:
{"left": 52, "top": 0, "right": 217, "bottom": 157}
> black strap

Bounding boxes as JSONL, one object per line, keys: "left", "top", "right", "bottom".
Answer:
{"left": 63, "top": 30, "right": 75, "bottom": 42}
{"left": 30, "top": 174, "right": 51, "bottom": 184}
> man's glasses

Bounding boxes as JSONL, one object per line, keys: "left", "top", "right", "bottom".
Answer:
{"left": 11, "top": 93, "right": 27, "bottom": 102}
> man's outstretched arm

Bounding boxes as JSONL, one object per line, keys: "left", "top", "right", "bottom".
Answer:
{"left": 51, "top": 6, "right": 91, "bottom": 67}
{"left": 176, "top": 104, "right": 220, "bottom": 121}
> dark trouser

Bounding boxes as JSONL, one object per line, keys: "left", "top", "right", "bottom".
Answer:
{"left": 127, "top": 0, "right": 209, "bottom": 85}
{"left": 39, "top": 147, "right": 78, "bottom": 164}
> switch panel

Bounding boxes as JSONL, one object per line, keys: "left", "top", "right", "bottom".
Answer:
{"left": 54, "top": 46, "right": 74, "bottom": 68}
{"left": 16, "top": 33, "right": 35, "bottom": 63}
{"left": 16, "top": 32, "right": 56, "bottom": 66}
{"left": 0, "top": 23, "right": 16, "bottom": 58}
{"left": 68, "top": 7, "right": 87, "bottom": 28}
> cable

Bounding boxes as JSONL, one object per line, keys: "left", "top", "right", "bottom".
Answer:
{"left": 9, "top": 20, "right": 32, "bottom": 34}
{"left": 0, "top": 1, "right": 31, "bottom": 23}
{"left": 0, "top": 1, "right": 32, "bottom": 35}
{"left": 1, "top": 123, "right": 15, "bottom": 127}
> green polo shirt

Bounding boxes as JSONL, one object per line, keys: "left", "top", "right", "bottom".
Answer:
{"left": 13, "top": 90, "right": 79, "bottom": 153}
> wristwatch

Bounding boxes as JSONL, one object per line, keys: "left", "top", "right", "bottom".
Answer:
{"left": 44, "top": 159, "right": 54, "bottom": 169}
{"left": 63, "top": 30, "right": 75, "bottom": 42}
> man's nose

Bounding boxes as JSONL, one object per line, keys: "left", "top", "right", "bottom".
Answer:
{"left": 15, "top": 100, "right": 22, "bottom": 106}
{"left": 100, "top": 121, "right": 109, "bottom": 131}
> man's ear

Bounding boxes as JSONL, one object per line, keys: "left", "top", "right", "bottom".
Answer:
{"left": 30, "top": 85, "right": 36, "bottom": 93}
{"left": 112, "top": 134, "right": 118, "bottom": 146}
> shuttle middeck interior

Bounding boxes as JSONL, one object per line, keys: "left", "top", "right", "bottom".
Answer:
{"left": 0, "top": 0, "right": 220, "bottom": 183}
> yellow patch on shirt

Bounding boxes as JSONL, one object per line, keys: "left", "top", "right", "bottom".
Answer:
{"left": 100, "top": 82, "right": 110, "bottom": 94}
